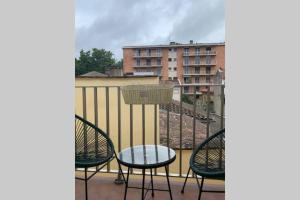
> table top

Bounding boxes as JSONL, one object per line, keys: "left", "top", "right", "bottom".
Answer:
{"left": 117, "top": 145, "right": 176, "bottom": 169}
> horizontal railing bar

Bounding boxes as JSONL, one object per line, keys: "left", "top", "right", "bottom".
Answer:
{"left": 75, "top": 84, "right": 224, "bottom": 89}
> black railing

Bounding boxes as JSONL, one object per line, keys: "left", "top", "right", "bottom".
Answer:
{"left": 75, "top": 84, "right": 225, "bottom": 178}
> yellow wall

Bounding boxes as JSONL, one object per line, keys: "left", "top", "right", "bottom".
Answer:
{"left": 75, "top": 76, "right": 192, "bottom": 175}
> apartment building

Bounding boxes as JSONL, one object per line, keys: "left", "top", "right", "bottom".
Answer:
{"left": 123, "top": 41, "right": 225, "bottom": 94}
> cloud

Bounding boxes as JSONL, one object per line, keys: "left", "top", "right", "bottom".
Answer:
{"left": 76, "top": 0, "right": 224, "bottom": 60}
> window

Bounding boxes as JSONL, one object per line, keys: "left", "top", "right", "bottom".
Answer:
{"left": 195, "top": 48, "right": 200, "bottom": 55}
{"left": 184, "top": 86, "right": 189, "bottom": 93}
{"left": 184, "top": 48, "right": 189, "bottom": 55}
{"left": 156, "top": 48, "right": 161, "bottom": 56}
{"left": 146, "top": 49, "right": 151, "bottom": 56}
{"left": 135, "top": 49, "right": 141, "bottom": 56}
{"left": 195, "top": 67, "right": 200, "bottom": 74}
{"left": 195, "top": 77, "right": 200, "bottom": 83}
{"left": 184, "top": 66, "right": 189, "bottom": 74}
{"left": 196, "top": 86, "right": 200, "bottom": 91}
{"left": 169, "top": 48, "right": 172, "bottom": 51}
{"left": 173, "top": 58, "right": 176, "bottom": 61}
{"left": 174, "top": 67, "right": 177, "bottom": 71}
{"left": 206, "top": 47, "right": 211, "bottom": 54}
{"left": 206, "top": 56, "right": 211, "bottom": 64}
{"left": 206, "top": 76, "right": 211, "bottom": 83}
{"left": 157, "top": 58, "right": 161, "bottom": 65}
{"left": 206, "top": 67, "right": 211, "bottom": 74}
{"left": 184, "top": 77, "right": 190, "bottom": 83}
{"left": 169, "top": 67, "right": 171, "bottom": 70}
{"left": 184, "top": 57, "right": 189, "bottom": 65}
{"left": 195, "top": 56, "right": 200, "bottom": 64}
{"left": 146, "top": 59, "right": 151, "bottom": 66}
{"left": 157, "top": 69, "right": 161, "bottom": 76}
{"left": 136, "top": 58, "right": 140, "bottom": 66}
{"left": 168, "top": 58, "right": 172, "bottom": 62}
{"left": 173, "top": 48, "right": 177, "bottom": 52}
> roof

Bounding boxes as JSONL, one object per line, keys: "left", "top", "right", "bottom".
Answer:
{"left": 123, "top": 42, "right": 225, "bottom": 49}
{"left": 80, "top": 71, "right": 108, "bottom": 77}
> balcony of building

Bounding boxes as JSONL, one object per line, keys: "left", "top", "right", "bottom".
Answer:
{"left": 183, "top": 61, "right": 216, "bottom": 66}
{"left": 183, "top": 69, "right": 215, "bottom": 76}
{"left": 75, "top": 77, "right": 225, "bottom": 200}
{"left": 133, "top": 63, "right": 163, "bottom": 68}
{"left": 182, "top": 51, "right": 217, "bottom": 57}
{"left": 133, "top": 53, "right": 162, "bottom": 58}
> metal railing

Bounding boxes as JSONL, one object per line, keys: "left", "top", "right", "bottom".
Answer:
{"left": 183, "top": 51, "right": 217, "bottom": 56}
{"left": 183, "top": 61, "right": 216, "bottom": 66}
{"left": 133, "top": 63, "right": 162, "bottom": 67}
{"left": 133, "top": 53, "right": 162, "bottom": 57}
{"left": 75, "top": 84, "right": 225, "bottom": 179}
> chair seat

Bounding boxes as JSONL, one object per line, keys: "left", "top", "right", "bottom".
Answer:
{"left": 191, "top": 163, "right": 225, "bottom": 179}
{"left": 76, "top": 152, "right": 113, "bottom": 168}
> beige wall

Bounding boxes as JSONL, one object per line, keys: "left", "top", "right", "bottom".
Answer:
{"left": 75, "top": 76, "right": 160, "bottom": 148}
{"left": 75, "top": 76, "right": 194, "bottom": 175}
{"left": 76, "top": 77, "right": 160, "bottom": 171}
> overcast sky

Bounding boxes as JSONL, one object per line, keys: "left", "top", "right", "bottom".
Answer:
{"left": 76, "top": 0, "right": 224, "bottom": 60}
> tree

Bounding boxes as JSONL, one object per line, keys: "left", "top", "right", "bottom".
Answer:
{"left": 181, "top": 94, "right": 193, "bottom": 104}
{"left": 75, "top": 48, "right": 117, "bottom": 75}
{"left": 115, "top": 59, "right": 123, "bottom": 68}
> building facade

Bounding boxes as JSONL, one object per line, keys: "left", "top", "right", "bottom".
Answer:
{"left": 123, "top": 41, "right": 225, "bottom": 94}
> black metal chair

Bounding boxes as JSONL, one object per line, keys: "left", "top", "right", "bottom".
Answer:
{"left": 75, "top": 115, "right": 124, "bottom": 200}
{"left": 181, "top": 129, "right": 225, "bottom": 200}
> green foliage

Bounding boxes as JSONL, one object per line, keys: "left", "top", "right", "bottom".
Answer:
{"left": 75, "top": 48, "right": 119, "bottom": 76}
{"left": 181, "top": 94, "right": 193, "bottom": 104}
{"left": 115, "top": 59, "right": 123, "bottom": 68}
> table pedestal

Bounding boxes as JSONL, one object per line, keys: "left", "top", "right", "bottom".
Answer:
{"left": 123, "top": 166, "right": 173, "bottom": 200}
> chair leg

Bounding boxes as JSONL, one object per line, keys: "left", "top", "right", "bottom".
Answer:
{"left": 124, "top": 167, "right": 130, "bottom": 200}
{"left": 115, "top": 156, "right": 125, "bottom": 184}
{"left": 165, "top": 165, "right": 173, "bottom": 200}
{"left": 141, "top": 169, "right": 146, "bottom": 200}
{"left": 181, "top": 167, "right": 191, "bottom": 193}
{"left": 84, "top": 168, "right": 88, "bottom": 200}
{"left": 150, "top": 168, "right": 154, "bottom": 197}
{"left": 197, "top": 177, "right": 204, "bottom": 200}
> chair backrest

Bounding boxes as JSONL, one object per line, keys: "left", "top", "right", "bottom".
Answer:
{"left": 191, "top": 129, "right": 225, "bottom": 174}
{"left": 75, "top": 115, "right": 114, "bottom": 160}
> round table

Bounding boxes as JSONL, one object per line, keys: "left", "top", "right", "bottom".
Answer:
{"left": 117, "top": 145, "right": 176, "bottom": 200}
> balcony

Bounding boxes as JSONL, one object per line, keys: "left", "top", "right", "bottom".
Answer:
{"left": 183, "top": 62, "right": 216, "bottom": 66}
{"left": 183, "top": 72, "right": 214, "bottom": 76}
{"left": 183, "top": 51, "right": 217, "bottom": 57}
{"left": 133, "top": 53, "right": 162, "bottom": 58}
{"left": 133, "top": 63, "right": 162, "bottom": 68}
{"left": 75, "top": 78, "right": 225, "bottom": 200}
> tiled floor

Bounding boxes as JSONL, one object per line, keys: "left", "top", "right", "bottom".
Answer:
{"left": 75, "top": 173, "right": 224, "bottom": 200}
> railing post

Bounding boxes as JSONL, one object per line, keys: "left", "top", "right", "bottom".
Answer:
{"left": 205, "top": 86, "right": 211, "bottom": 167}
{"left": 115, "top": 87, "right": 124, "bottom": 184}
{"left": 179, "top": 86, "right": 183, "bottom": 177}
{"left": 154, "top": 104, "right": 158, "bottom": 175}
{"left": 220, "top": 84, "right": 225, "bottom": 129}
{"left": 94, "top": 87, "right": 99, "bottom": 172}
{"left": 106, "top": 87, "right": 110, "bottom": 172}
